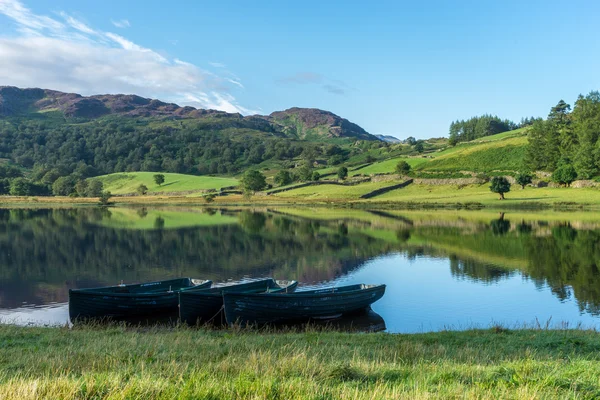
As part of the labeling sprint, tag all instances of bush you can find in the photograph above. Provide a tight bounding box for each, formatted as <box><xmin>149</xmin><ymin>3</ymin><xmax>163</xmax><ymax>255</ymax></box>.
<box><xmin>137</xmin><ymin>184</ymin><xmax>148</xmax><ymax>195</ymax></box>
<box><xmin>204</xmin><ymin>193</ymin><xmax>215</xmax><ymax>203</ymax></box>
<box><xmin>312</xmin><ymin>171</ymin><xmax>321</xmax><ymax>181</ymax></box>
<box><xmin>98</xmin><ymin>191</ymin><xmax>112</xmax><ymax>206</ymax></box>
<box><xmin>337</xmin><ymin>167</ymin><xmax>348</xmax><ymax>180</ymax></box>
<box><xmin>395</xmin><ymin>161</ymin><xmax>411</xmax><ymax>175</ymax></box>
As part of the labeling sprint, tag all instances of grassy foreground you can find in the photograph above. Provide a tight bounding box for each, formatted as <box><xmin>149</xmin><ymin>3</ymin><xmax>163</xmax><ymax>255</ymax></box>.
<box><xmin>1</xmin><ymin>325</ymin><xmax>600</xmax><ymax>399</ymax></box>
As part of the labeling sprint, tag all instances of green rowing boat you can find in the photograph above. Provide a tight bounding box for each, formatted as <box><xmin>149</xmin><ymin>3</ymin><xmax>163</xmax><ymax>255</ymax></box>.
<box><xmin>69</xmin><ymin>277</ymin><xmax>211</xmax><ymax>321</ymax></box>
<box><xmin>223</xmin><ymin>284</ymin><xmax>386</xmax><ymax>326</ymax></box>
<box><xmin>179</xmin><ymin>278</ymin><xmax>298</xmax><ymax>325</ymax></box>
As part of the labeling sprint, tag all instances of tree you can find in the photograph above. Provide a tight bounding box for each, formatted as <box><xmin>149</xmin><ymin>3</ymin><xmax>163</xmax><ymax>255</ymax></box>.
<box><xmin>337</xmin><ymin>166</ymin><xmax>348</xmax><ymax>180</ymax></box>
<box><xmin>9</xmin><ymin>178</ymin><xmax>32</xmax><ymax>196</ymax></box>
<box><xmin>395</xmin><ymin>161</ymin><xmax>411</xmax><ymax>175</ymax></box>
<box><xmin>98</xmin><ymin>191</ymin><xmax>112</xmax><ymax>206</ymax></box>
<box><xmin>137</xmin><ymin>184</ymin><xmax>148</xmax><ymax>195</ymax></box>
<box><xmin>515</xmin><ymin>172</ymin><xmax>533</xmax><ymax>189</ymax></box>
<box><xmin>296</xmin><ymin>163</ymin><xmax>313</xmax><ymax>182</ymax></box>
<box><xmin>274</xmin><ymin>170</ymin><xmax>293</xmax><ymax>186</ymax></box>
<box><xmin>490</xmin><ymin>176</ymin><xmax>511</xmax><ymax>200</ymax></box>
<box><xmin>552</xmin><ymin>164</ymin><xmax>577</xmax><ymax>187</ymax></box>
<box><xmin>86</xmin><ymin>180</ymin><xmax>104</xmax><ymax>197</ymax></box>
<box><xmin>414</xmin><ymin>141</ymin><xmax>425</xmax><ymax>153</ymax></box>
<box><xmin>52</xmin><ymin>176</ymin><xmax>76</xmax><ymax>196</ymax></box>
<box><xmin>405</xmin><ymin>137</ymin><xmax>417</xmax><ymax>146</ymax></box>
<box><xmin>311</xmin><ymin>171</ymin><xmax>321</xmax><ymax>181</ymax></box>
<box><xmin>240</xmin><ymin>170</ymin><xmax>267</xmax><ymax>194</ymax></box>
<box><xmin>75</xmin><ymin>180</ymin><xmax>89</xmax><ymax>197</ymax></box>
<box><xmin>153</xmin><ymin>174</ymin><xmax>165</xmax><ymax>186</ymax></box>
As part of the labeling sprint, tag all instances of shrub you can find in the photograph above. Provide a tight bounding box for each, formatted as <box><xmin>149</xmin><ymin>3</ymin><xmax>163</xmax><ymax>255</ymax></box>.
<box><xmin>395</xmin><ymin>161</ymin><xmax>411</xmax><ymax>175</ymax></box>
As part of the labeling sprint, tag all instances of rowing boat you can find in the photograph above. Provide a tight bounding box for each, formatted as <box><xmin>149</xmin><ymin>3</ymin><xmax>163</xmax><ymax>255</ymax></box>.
<box><xmin>179</xmin><ymin>278</ymin><xmax>298</xmax><ymax>325</ymax></box>
<box><xmin>69</xmin><ymin>277</ymin><xmax>211</xmax><ymax>321</ymax></box>
<box><xmin>223</xmin><ymin>283</ymin><xmax>385</xmax><ymax>326</ymax></box>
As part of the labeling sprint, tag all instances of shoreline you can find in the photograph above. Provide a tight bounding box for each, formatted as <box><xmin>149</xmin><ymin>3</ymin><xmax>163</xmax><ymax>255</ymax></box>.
<box><xmin>1</xmin><ymin>324</ymin><xmax>599</xmax><ymax>399</ymax></box>
<box><xmin>0</xmin><ymin>193</ymin><xmax>598</xmax><ymax>211</ymax></box>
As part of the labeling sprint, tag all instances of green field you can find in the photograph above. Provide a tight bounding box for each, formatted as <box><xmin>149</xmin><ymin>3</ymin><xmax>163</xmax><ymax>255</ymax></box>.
<box><xmin>1</xmin><ymin>325</ymin><xmax>600</xmax><ymax>399</ymax></box>
<box><xmin>376</xmin><ymin>183</ymin><xmax>600</xmax><ymax>205</ymax></box>
<box><xmin>350</xmin><ymin>158</ymin><xmax>429</xmax><ymax>176</ymax></box>
<box><xmin>417</xmin><ymin>136</ymin><xmax>528</xmax><ymax>172</ymax></box>
<box><xmin>274</xmin><ymin>181</ymin><xmax>600</xmax><ymax>206</ymax></box>
<box><xmin>92</xmin><ymin>172</ymin><xmax>239</xmax><ymax>195</ymax></box>
<box><xmin>273</xmin><ymin>181</ymin><xmax>397</xmax><ymax>200</ymax></box>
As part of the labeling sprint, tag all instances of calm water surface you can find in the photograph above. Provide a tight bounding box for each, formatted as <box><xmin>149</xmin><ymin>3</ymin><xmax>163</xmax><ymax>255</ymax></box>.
<box><xmin>1</xmin><ymin>207</ymin><xmax>600</xmax><ymax>333</ymax></box>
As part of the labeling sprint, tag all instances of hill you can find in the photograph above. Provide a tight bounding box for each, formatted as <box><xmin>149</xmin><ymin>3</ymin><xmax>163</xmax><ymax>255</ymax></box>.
<box><xmin>0</xmin><ymin>86</ymin><xmax>378</xmax><ymax>141</ymax></box>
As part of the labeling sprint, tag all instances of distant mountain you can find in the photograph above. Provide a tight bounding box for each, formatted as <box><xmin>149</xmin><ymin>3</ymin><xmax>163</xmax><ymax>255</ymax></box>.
<box><xmin>375</xmin><ymin>134</ymin><xmax>401</xmax><ymax>143</ymax></box>
<box><xmin>269</xmin><ymin>107</ymin><xmax>374</xmax><ymax>141</ymax></box>
<box><xmin>0</xmin><ymin>86</ymin><xmax>377</xmax><ymax>141</ymax></box>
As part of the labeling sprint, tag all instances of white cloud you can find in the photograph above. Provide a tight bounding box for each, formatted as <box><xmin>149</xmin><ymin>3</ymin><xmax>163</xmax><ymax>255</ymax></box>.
<box><xmin>110</xmin><ymin>19</ymin><xmax>130</xmax><ymax>29</ymax></box>
<box><xmin>0</xmin><ymin>0</ymin><xmax>256</xmax><ymax>114</ymax></box>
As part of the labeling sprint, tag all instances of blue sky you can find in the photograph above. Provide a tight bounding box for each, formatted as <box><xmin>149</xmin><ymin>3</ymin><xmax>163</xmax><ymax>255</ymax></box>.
<box><xmin>0</xmin><ymin>0</ymin><xmax>598</xmax><ymax>138</ymax></box>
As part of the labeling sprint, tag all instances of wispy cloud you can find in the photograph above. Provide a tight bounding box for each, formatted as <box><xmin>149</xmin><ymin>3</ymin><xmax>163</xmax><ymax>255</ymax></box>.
<box><xmin>110</xmin><ymin>18</ymin><xmax>130</xmax><ymax>28</ymax></box>
<box><xmin>0</xmin><ymin>0</ymin><xmax>256</xmax><ymax>114</ymax></box>
<box><xmin>278</xmin><ymin>71</ymin><xmax>349</xmax><ymax>95</ymax></box>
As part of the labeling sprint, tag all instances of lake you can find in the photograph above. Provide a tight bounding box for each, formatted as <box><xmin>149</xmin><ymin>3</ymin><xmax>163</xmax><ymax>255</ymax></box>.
<box><xmin>1</xmin><ymin>206</ymin><xmax>600</xmax><ymax>333</ymax></box>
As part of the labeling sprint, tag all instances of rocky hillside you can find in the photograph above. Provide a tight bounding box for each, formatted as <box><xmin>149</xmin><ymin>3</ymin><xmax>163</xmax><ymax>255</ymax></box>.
<box><xmin>269</xmin><ymin>107</ymin><xmax>374</xmax><ymax>140</ymax></box>
<box><xmin>0</xmin><ymin>86</ymin><xmax>378</xmax><ymax>141</ymax></box>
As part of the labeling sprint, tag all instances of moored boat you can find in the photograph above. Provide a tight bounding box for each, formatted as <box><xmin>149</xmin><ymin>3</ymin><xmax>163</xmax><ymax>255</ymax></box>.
<box><xmin>69</xmin><ymin>277</ymin><xmax>211</xmax><ymax>321</ymax></box>
<box><xmin>223</xmin><ymin>283</ymin><xmax>386</xmax><ymax>326</ymax></box>
<box><xmin>180</xmin><ymin>278</ymin><xmax>298</xmax><ymax>325</ymax></box>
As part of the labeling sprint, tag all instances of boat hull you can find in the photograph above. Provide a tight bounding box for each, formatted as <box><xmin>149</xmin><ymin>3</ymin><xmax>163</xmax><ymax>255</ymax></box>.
<box><xmin>223</xmin><ymin>284</ymin><xmax>385</xmax><ymax>326</ymax></box>
<box><xmin>180</xmin><ymin>279</ymin><xmax>298</xmax><ymax>325</ymax></box>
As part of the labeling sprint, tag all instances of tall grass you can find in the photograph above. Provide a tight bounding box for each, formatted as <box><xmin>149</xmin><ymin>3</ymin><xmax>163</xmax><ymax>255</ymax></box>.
<box><xmin>1</xmin><ymin>324</ymin><xmax>600</xmax><ymax>399</ymax></box>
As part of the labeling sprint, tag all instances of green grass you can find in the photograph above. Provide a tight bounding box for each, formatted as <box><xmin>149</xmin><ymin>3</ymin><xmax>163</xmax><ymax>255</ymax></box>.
<box><xmin>273</xmin><ymin>181</ymin><xmax>400</xmax><ymax>200</ymax></box>
<box><xmin>418</xmin><ymin>136</ymin><xmax>528</xmax><ymax>172</ymax></box>
<box><xmin>93</xmin><ymin>172</ymin><xmax>239</xmax><ymax>195</ymax></box>
<box><xmin>374</xmin><ymin>183</ymin><xmax>600</xmax><ymax>205</ymax></box>
<box><xmin>1</xmin><ymin>325</ymin><xmax>600</xmax><ymax>399</ymax></box>
<box><xmin>273</xmin><ymin>181</ymin><xmax>600</xmax><ymax>206</ymax></box>
<box><xmin>350</xmin><ymin>158</ymin><xmax>429</xmax><ymax>176</ymax></box>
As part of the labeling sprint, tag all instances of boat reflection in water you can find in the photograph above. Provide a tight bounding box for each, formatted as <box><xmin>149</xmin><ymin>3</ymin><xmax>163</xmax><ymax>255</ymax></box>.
<box><xmin>69</xmin><ymin>309</ymin><xmax>387</xmax><ymax>333</ymax></box>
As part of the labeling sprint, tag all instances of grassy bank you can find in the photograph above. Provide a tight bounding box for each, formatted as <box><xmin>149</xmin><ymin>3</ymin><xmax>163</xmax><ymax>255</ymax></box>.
<box><xmin>0</xmin><ymin>183</ymin><xmax>599</xmax><ymax>210</ymax></box>
<box><xmin>1</xmin><ymin>325</ymin><xmax>599</xmax><ymax>399</ymax></box>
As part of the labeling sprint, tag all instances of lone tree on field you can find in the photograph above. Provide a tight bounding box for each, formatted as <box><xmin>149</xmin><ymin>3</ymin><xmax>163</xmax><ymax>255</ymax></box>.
<box><xmin>137</xmin><ymin>184</ymin><xmax>148</xmax><ymax>195</ymax></box>
<box><xmin>515</xmin><ymin>172</ymin><xmax>533</xmax><ymax>189</ymax></box>
<box><xmin>490</xmin><ymin>176</ymin><xmax>511</xmax><ymax>200</ymax></box>
<box><xmin>240</xmin><ymin>169</ymin><xmax>267</xmax><ymax>197</ymax></box>
<box><xmin>337</xmin><ymin>166</ymin><xmax>348</xmax><ymax>180</ymax></box>
<box><xmin>153</xmin><ymin>174</ymin><xmax>165</xmax><ymax>186</ymax></box>
<box><xmin>395</xmin><ymin>160</ymin><xmax>411</xmax><ymax>175</ymax></box>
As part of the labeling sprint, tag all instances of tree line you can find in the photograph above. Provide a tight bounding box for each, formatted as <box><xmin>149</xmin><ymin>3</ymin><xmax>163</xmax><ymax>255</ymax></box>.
<box><xmin>527</xmin><ymin>92</ymin><xmax>600</xmax><ymax>179</ymax></box>
<box><xmin>448</xmin><ymin>115</ymin><xmax>518</xmax><ymax>145</ymax></box>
